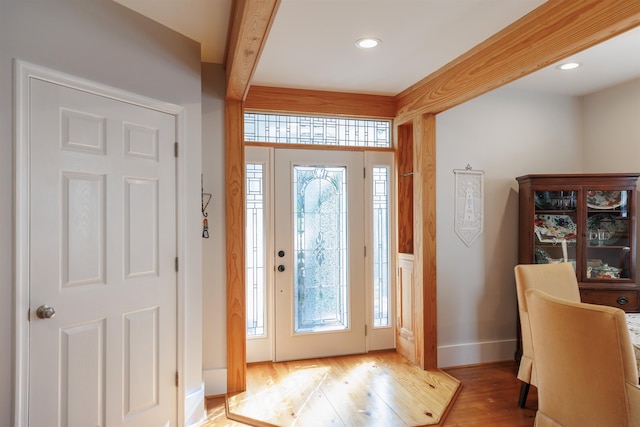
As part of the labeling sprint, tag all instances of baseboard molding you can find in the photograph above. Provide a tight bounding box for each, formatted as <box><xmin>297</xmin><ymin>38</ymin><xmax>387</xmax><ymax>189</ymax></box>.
<box><xmin>185</xmin><ymin>382</ymin><xmax>206</xmax><ymax>427</ymax></box>
<box><xmin>203</xmin><ymin>368</ymin><xmax>228</xmax><ymax>396</ymax></box>
<box><xmin>438</xmin><ymin>339</ymin><xmax>517</xmax><ymax>368</ymax></box>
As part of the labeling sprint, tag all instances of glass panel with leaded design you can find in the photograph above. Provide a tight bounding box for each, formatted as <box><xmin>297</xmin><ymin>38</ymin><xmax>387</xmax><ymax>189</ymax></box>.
<box><xmin>246</xmin><ymin>163</ymin><xmax>265</xmax><ymax>337</ymax></box>
<box><xmin>293</xmin><ymin>165</ymin><xmax>348</xmax><ymax>333</ymax></box>
<box><xmin>244</xmin><ymin>112</ymin><xmax>391</xmax><ymax>147</ymax></box>
<box><xmin>373</xmin><ymin>166</ymin><xmax>390</xmax><ymax>327</ymax></box>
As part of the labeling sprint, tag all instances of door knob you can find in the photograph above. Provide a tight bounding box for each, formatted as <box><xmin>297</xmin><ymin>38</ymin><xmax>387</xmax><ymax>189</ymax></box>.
<box><xmin>617</xmin><ymin>296</ymin><xmax>629</xmax><ymax>305</ymax></box>
<box><xmin>36</xmin><ymin>304</ymin><xmax>56</xmax><ymax>319</ymax></box>
<box><xmin>277</xmin><ymin>265</ymin><xmax>285</xmax><ymax>272</ymax></box>
<box><xmin>278</xmin><ymin>250</ymin><xmax>285</xmax><ymax>258</ymax></box>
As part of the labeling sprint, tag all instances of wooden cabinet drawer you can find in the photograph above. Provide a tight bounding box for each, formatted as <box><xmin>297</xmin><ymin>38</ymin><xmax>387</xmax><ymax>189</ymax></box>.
<box><xmin>580</xmin><ymin>290</ymin><xmax>639</xmax><ymax>312</ymax></box>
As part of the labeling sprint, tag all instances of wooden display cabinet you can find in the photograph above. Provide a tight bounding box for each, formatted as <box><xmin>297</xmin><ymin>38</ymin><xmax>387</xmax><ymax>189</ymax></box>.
<box><xmin>516</xmin><ymin>173</ymin><xmax>640</xmax><ymax>312</ymax></box>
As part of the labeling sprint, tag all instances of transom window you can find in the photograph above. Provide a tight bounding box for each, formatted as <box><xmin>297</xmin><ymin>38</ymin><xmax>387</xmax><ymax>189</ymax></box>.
<box><xmin>244</xmin><ymin>112</ymin><xmax>391</xmax><ymax>147</ymax></box>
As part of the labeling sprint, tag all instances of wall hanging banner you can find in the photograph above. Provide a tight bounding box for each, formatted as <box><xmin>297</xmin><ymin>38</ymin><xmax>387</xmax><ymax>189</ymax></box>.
<box><xmin>454</xmin><ymin>165</ymin><xmax>484</xmax><ymax>246</ymax></box>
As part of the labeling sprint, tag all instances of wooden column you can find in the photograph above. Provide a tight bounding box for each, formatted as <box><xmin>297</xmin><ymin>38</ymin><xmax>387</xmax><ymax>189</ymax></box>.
<box><xmin>225</xmin><ymin>100</ymin><xmax>246</xmax><ymax>392</ymax></box>
<box><xmin>224</xmin><ymin>0</ymin><xmax>280</xmax><ymax>394</ymax></box>
<box><xmin>413</xmin><ymin>114</ymin><xmax>437</xmax><ymax>369</ymax></box>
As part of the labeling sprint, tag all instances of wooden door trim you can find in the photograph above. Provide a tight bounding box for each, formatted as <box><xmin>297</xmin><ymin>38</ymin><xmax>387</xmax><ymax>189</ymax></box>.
<box><xmin>413</xmin><ymin>114</ymin><xmax>437</xmax><ymax>369</ymax></box>
<box><xmin>245</xmin><ymin>86</ymin><xmax>396</xmax><ymax>118</ymax></box>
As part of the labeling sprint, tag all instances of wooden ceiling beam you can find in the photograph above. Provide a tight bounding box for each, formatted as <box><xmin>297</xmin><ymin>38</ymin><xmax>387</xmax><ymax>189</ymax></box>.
<box><xmin>225</xmin><ymin>0</ymin><xmax>281</xmax><ymax>101</ymax></box>
<box><xmin>395</xmin><ymin>0</ymin><xmax>640</xmax><ymax>123</ymax></box>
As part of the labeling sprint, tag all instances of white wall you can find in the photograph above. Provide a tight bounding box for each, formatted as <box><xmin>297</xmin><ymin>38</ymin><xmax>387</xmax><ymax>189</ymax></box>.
<box><xmin>0</xmin><ymin>0</ymin><xmax>205</xmax><ymax>425</ymax></box>
<box><xmin>435</xmin><ymin>88</ymin><xmax>583</xmax><ymax>367</ymax></box>
<box><xmin>201</xmin><ymin>63</ymin><xmax>229</xmax><ymax>395</ymax></box>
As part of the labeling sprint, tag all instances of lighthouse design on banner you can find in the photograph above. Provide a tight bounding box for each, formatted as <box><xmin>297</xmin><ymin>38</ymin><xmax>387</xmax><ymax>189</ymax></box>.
<box><xmin>454</xmin><ymin>167</ymin><xmax>484</xmax><ymax>247</ymax></box>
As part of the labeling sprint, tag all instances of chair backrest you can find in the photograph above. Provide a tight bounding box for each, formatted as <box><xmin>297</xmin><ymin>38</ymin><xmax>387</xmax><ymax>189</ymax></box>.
<box><xmin>514</xmin><ymin>263</ymin><xmax>581</xmax><ymax>385</ymax></box>
<box><xmin>526</xmin><ymin>288</ymin><xmax>640</xmax><ymax>427</ymax></box>
<box><xmin>514</xmin><ymin>263</ymin><xmax>581</xmax><ymax>314</ymax></box>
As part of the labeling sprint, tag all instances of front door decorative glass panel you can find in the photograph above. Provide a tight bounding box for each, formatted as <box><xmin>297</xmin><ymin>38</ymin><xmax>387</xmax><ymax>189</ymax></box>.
<box><xmin>293</xmin><ymin>166</ymin><xmax>348</xmax><ymax>333</ymax></box>
<box><xmin>274</xmin><ymin>149</ymin><xmax>365</xmax><ymax>361</ymax></box>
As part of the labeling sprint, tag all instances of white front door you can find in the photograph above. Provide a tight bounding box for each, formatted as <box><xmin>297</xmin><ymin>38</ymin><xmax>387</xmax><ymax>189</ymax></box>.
<box><xmin>274</xmin><ymin>149</ymin><xmax>366</xmax><ymax>361</ymax></box>
<box><xmin>28</xmin><ymin>78</ymin><xmax>177</xmax><ymax>426</ymax></box>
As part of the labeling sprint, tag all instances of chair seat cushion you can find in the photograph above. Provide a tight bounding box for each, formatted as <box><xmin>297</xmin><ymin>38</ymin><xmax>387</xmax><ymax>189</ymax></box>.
<box><xmin>625</xmin><ymin>313</ymin><xmax>640</xmax><ymax>374</ymax></box>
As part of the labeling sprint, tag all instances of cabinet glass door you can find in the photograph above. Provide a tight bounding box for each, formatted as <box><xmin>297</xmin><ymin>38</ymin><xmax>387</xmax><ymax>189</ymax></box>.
<box><xmin>585</xmin><ymin>189</ymin><xmax>632</xmax><ymax>281</ymax></box>
<box><xmin>533</xmin><ymin>190</ymin><xmax>578</xmax><ymax>269</ymax></box>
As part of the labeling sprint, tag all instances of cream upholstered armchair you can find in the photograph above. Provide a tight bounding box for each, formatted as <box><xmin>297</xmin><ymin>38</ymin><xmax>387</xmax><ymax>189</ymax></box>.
<box><xmin>526</xmin><ymin>289</ymin><xmax>640</xmax><ymax>427</ymax></box>
<box><xmin>514</xmin><ymin>263</ymin><xmax>581</xmax><ymax>407</ymax></box>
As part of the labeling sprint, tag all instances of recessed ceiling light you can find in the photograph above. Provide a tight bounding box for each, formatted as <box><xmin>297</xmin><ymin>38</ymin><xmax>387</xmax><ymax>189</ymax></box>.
<box><xmin>355</xmin><ymin>38</ymin><xmax>381</xmax><ymax>49</ymax></box>
<box><xmin>556</xmin><ymin>62</ymin><xmax>582</xmax><ymax>70</ymax></box>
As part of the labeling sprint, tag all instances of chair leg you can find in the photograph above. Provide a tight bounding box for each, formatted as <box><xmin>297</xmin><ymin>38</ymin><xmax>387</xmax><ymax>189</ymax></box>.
<box><xmin>518</xmin><ymin>381</ymin><xmax>530</xmax><ymax>408</ymax></box>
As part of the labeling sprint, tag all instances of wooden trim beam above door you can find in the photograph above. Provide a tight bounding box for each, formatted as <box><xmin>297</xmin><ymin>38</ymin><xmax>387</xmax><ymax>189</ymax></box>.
<box><xmin>225</xmin><ymin>0</ymin><xmax>281</xmax><ymax>101</ymax></box>
<box><xmin>395</xmin><ymin>0</ymin><xmax>640</xmax><ymax>122</ymax></box>
<box><xmin>245</xmin><ymin>86</ymin><xmax>397</xmax><ymax>118</ymax></box>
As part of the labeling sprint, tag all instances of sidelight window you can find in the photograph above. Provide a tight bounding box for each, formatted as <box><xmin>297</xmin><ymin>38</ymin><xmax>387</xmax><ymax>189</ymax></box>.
<box><xmin>372</xmin><ymin>166</ymin><xmax>390</xmax><ymax>327</ymax></box>
<box><xmin>246</xmin><ymin>163</ymin><xmax>265</xmax><ymax>337</ymax></box>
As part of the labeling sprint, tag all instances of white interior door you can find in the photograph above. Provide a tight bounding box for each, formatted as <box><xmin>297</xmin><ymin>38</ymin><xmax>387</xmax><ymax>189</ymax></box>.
<box><xmin>274</xmin><ymin>149</ymin><xmax>365</xmax><ymax>361</ymax></box>
<box><xmin>28</xmin><ymin>78</ymin><xmax>177</xmax><ymax>427</ymax></box>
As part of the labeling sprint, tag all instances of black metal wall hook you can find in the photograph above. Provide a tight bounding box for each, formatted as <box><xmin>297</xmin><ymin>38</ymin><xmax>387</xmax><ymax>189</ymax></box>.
<box><xmin>201</xmin><ymin>174</ymin><xmax>212</xmax><ymax>238</ymax></box>
<box><xmin>201</xmin><ymin>174</ymin><xmax>212</xmax><ymax>217</ymax></box>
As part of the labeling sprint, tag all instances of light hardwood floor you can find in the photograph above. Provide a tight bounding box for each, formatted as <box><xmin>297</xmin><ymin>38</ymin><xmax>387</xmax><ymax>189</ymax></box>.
<box><xmin>203</xmin><ymin>352</ymin><xmax>537</xmax><ymax>427</ymax></box>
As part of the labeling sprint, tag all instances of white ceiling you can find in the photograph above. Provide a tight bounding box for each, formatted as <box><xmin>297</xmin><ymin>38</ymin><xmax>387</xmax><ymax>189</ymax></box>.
<box><xmin>509</xmin><ymin>25</ymin><xmax>640</xmax><ymax>96</ymax></box>
<box><xmin>115</xmin><ymin>0</ymin><xmax>640</xmax><ymax>97</ymax></box>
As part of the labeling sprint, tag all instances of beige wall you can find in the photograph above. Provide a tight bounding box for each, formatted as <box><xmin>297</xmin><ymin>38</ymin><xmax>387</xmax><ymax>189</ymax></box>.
<box><xmin>582</xmin><ymin>77</ymin><xmax>640</xmax><ymax>172</ymax></box>
<box><xmin>434</xmin><ymin>79</ymin><xmax>640</xmax><ymax>367</ymax></box>
<box><xmin>435</xmin><ymin>88</ymin><xmax>583</xmax><ymax>366</ymax></box>
<box><xmin>583</xmin><ymin>77</ymin><xmax>640</xmax><ymax>293</ymax></box>
<box><xmin>201</xmin><ymin>63</ymin><xmax>229</xmax><ymax>395</ymax></box>
<box><xmin>0</xmin><ymin>0</ymin><xmax>205</xmax><ymax>424</ymax></box>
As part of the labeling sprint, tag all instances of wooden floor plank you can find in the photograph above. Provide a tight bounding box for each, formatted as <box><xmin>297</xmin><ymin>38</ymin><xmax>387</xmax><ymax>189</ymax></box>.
<box><xmin>362</xmin><ymin>357</ymin><xmax>450</xmax><ymax>425</ymax></box>
<box><xmin>313</xmin><ymin>357</ymin><xmax>409</xmax><ymax>426</ymax></box>
<box><xmin>442</xmin><ymin>361</ymin><xmax>537</xmax><ymax>427</ymax></box>
<box><xmin>203</xmin><ymin>355</ymin><xmax>537</xmax><ymax>427</ymax></box>
<box><xmin>229</xmin><ymin>360</ymin><xmax>338</xmax><ymax>425</ymax></box>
